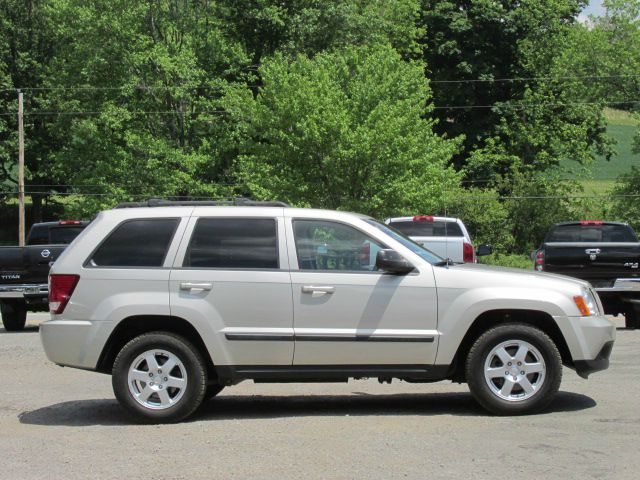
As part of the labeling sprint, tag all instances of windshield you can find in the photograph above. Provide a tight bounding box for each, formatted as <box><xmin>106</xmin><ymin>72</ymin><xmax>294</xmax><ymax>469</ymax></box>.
<box><xmin>365</xmin><ymin>219</ymin><xmax>444</xmax><ymax>264</ymax></box>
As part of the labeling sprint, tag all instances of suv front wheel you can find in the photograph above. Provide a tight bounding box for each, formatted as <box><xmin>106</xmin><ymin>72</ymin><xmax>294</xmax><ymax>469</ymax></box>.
<box><xmin>465</xmin><ymin>324</ymin><xmax>562</xmax><ymax>415</ymax></box>
<box><xmin>112</xmin><ymin>332</ymin><xmax>207</xmax><ymax>423</ymax></box>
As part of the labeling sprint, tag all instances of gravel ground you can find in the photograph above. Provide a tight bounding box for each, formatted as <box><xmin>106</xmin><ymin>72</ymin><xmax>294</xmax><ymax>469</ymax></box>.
<box><xmin>0</xmin><ymin>314</ymin><xmax>638</xmax><ymax>480</ymax></box>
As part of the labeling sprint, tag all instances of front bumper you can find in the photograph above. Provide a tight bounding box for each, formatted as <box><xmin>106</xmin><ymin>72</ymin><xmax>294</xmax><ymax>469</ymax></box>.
<box><xmin>574</xmin><ymin>341</ymin><xmax>614</xmax><ymax>379</ymax></box>
<box><xmin>557</xmin><ymin>313</ymin><xmax>616</xmax><ymax>379</ymax></box>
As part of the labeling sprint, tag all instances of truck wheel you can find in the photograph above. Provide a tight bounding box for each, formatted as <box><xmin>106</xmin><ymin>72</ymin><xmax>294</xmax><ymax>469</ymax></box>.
<box><xmin>112</xmin><ymin>332</ymin><xmax>207</xmax><ymax>423</ymax></box>
<box><xmin>624</xmin><ymin>305</ymin><xmax>639</xmax><ymax>330</ymax></box>
<box><xmin>0</xmin><ymin>302</ymin><xmax>27</xmax><ymax>332</ymax></box>
<box><xmin>466</xmin><ymin>324</ymin><xmax>562</xmax><ymax>415</ymax></box>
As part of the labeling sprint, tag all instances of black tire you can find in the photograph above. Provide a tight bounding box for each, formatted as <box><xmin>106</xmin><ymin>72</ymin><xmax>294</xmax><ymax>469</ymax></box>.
<box><xmin>112</xmin><ymin>332</ymin><xmax>207</xmax><ymax>423</ymax></box>
<box><xmin>205</xmin><ymin>384</ymin><xmax>225</xmax><ymax>400</ymax></box>
<box><xmin>465</xmin><ymin>324</ymin><xmax>562</xmax><ymax>415</ymax></box>
<box><xmin>623</xmin><ymin>305</ymin><xmax>639</xmax><ymax>330</ymax></box>
<box><xmin>0</xmin><ymin>301</ymin><xmax>27</xmax><ymax>332</ymax></box>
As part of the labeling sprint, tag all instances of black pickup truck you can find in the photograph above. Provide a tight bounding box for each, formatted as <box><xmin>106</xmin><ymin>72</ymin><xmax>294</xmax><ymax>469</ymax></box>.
<box><xmin>0</xmin><ymin>220</ymin><xmax>88</xmax><ymax>331</ymax></box>
<box><xmin>534</xmin><ymin>221</ymin><xmax>640</xmax><ymax>328</ymax></box>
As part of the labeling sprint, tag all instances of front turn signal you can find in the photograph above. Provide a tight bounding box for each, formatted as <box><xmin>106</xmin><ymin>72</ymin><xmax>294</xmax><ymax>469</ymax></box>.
<box><xmin>573</xmin><ymin>296</ymin><xmax>591</xmax><ymax>316</ymax></box>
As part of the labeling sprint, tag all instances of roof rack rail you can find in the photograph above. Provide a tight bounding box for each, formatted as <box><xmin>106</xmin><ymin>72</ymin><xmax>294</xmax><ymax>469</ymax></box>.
<box><xmin>115</xmin><ymin>198</ymin><xmax>290</xmax><ymax>209</ymax></box>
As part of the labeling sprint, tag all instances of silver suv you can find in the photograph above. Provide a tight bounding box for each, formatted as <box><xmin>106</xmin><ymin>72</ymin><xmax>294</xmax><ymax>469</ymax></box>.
<box><xmin>40</xmin><ymin>200</ymin><xmax>615</xmax><ymax>423</ymax></box>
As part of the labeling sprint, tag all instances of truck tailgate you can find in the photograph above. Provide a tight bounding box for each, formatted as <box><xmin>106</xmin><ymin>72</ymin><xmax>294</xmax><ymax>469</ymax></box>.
<box><xmin>411</xmin><ymin>236</ymin><xmax>464</xmax><ymax>262</ymax></box>
<box><xmin>0</xmin><ymin>245</ymin><xmax>67</xmax><ymax>285</ymax></box>
<box><xmin>544</xmin><ymin>242</ymin><xmax>640</xmax><ymax>286</ymax></box>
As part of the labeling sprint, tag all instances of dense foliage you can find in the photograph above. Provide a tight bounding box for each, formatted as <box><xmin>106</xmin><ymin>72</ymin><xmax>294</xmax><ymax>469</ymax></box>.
<box><xmin>1</xmin><ymin>0</ymin><xmax>639</xmax><ymax>253</ymax></box>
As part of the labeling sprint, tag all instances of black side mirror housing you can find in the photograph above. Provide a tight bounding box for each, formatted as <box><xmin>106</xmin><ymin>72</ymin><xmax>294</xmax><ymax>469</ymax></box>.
<box><xmin>375</xmin><ymin>249</ymin><xmax>414</xmax><ymax>275</ymax></box>
<box><xmin>476</xmin><ymin>244</ymin><xmax>492</xmax><ymax>257</ymax></box>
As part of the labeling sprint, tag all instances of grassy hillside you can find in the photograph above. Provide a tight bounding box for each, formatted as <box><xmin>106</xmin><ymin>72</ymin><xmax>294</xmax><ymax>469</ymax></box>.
<box><xmin>562</xmin><ymin>108</ymin><xmax>639</xmax><ymax>195</ymax></box>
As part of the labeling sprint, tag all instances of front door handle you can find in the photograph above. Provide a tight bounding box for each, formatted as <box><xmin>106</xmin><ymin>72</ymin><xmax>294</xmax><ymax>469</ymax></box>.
<box><xmin>301</xmin><ymin>285</ymin><xmax>335</xmax><ymax>294</ymax></box>
<box><xmin>180</xmin><ymin>282</ymin><xmax>213</xmax><ymax>292</ymax></box>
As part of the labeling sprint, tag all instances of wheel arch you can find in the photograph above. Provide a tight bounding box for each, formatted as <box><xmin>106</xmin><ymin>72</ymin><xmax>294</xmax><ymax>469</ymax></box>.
<box><xmin>449</xmin><ymin>309</ymin><xmax>573</xmax><ymax>383</ymax></box>
<box><xmin>96</xmin><ymin>315</ymin><xmax>216</xmax><ymax>381</ymax></box>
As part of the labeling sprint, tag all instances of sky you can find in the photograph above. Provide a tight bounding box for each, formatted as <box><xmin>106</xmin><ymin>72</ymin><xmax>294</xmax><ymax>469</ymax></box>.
<box><xmin>579</xmin><ymin>0</ymin><xmax>605</xmax><ymax>24</ymax></box>
<box><xmin>583</xmin><ymin>0</ymin><xmax>605</xmax><ymax>17</ymax></box>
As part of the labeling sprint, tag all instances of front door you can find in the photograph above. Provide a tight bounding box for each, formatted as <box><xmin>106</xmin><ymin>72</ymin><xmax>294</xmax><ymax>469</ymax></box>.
<box><xmin>287</xmin><ymin>218</ymin><xmax>438</xmax><ymax>366</ymax></box>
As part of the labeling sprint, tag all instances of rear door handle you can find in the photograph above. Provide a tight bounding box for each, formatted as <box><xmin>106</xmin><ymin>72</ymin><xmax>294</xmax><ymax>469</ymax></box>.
<box><xmin>180</xmin><ymin>282</ymin><xmax>213</xmax><ymax>292</ymax></box>
<box><xmin>301</xmin><ymin>285</ymin><xmax>335</xmax><ymax>294</ymax></box>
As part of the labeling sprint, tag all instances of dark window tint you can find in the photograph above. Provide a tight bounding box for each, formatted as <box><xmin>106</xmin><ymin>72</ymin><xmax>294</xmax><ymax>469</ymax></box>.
<box><xmin>546</xmin><ymin>224</ymin><xmax>637</xmax><ymax>243</ymax></box>
<box><xmin>49</xmin><ymin>226</ymin><xmax>84</xmax><ymax>244</ymax></box>
<box><xmin>26</xmin><ymin>225</ymin><xmax>49</xmax><ymax>245</ymax></box>
<box><xmin>185</xmin><ymin>218</ymin><xmax>278</xmax><ymax>269</ymax></box>
<box><xmin>389</xmin><ymin>220</ymin><xmax>463</xmax><ymax>237</ymax></box>
<box><xmin>91</xmin><ymin>219</ymin><xmax>178</xmax><ymax>267</ymax></box>
<box><xmin>293</xmin><ymin>220</ymin><xmax>384</xmax><ymax>272</ymax></box>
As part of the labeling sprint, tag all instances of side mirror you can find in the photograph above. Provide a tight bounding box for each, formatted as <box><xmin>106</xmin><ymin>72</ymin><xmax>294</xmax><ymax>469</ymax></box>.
<box><xmin>476</xmin><ymin>244</ymin><xmax>492</xmax><ymax>257</ymax></box>
<box><xmin>375</xmin><ymin>249</ymin><xmax>414</xmax><ymax>275</ymax></box>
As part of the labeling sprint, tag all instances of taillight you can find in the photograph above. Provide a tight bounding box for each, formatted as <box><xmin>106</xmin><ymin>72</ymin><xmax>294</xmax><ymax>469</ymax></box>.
<box><xmin>49</xmin><ymin>274</ymin><xmax>80</xmax><ymax>314</ymax></box>
<box><xmin>413</xmin><ymin>215</ymin><xmax>434</xmax><ymax>222</ymax></box>
<box><xmin>463</xmin><ymin>242</ymin><xmax>475</xmax><ymax>263</ymax></box>
<box><xmin>535</xmin><ymin>250</ymin><xmax>545</xmax><ymax>271</ymax></box>
<box><xmin>579</xmin><ymin>220</ymin><xmax>603</xmax><ymax>226</ymax></box>
<box><xmin>59</xmin><ymin>220</ymin><xmax>82</xmax><ymax>225</ymax></box>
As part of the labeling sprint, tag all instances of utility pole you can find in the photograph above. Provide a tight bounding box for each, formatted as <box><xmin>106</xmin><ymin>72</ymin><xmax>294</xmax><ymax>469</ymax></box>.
<box><xmin>18</xmin><ymin>89</ymin><xmax>25</xmax><ymax>246</ymax></box>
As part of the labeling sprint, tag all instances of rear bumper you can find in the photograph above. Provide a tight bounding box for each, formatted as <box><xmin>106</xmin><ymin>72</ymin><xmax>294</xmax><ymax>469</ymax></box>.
<box><xmin>0</xmin><ymin>283</ymin><xmax>48</xmax><ymax>299</ymax></box>
<box><xmin>40</xmin><ymin>319</ymin><xmax>112</xmax><ymax>370</ymax></box>
<box><xmin>595</xmin><ymin>278</ymin><xmax>640</xmax><ymax>294</ymax></box>
<box><xmin>573</xmin><ymin>341</ymin><xmax>614</xmax><ymax>379</ymax></box>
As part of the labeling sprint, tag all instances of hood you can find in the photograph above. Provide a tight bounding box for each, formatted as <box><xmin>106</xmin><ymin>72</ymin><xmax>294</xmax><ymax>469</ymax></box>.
<box><xmin>432</xmin><ymin>262</ymin><xmax>591</xmax><ymax>294</ymax></box>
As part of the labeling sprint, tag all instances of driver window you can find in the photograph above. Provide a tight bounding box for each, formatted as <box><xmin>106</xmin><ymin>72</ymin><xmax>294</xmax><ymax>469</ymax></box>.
<box><xmin>293</xmin><ymin>220</ymin><xmax>384</xmax><ymax>272</ymax></box>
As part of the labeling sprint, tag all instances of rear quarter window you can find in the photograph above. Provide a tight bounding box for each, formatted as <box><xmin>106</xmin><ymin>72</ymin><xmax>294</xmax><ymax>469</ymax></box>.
<box><xmin>546</xmin><ymin>224</ymin><xmax>637</xmax><ymax>242</ymax></box>
<box><xmin>388</xmin><ymin>220</ymin><xmax>463</xmax><ymax>237</ymax></box>
<box><xmin>89</xmin><ymin>218</ymin><xmax>179</xmax><ymax>267</ymax></box>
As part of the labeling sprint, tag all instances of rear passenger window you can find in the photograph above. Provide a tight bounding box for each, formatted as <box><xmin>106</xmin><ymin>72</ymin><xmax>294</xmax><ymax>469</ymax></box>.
<box><xmin>90</xmin><ymin>219</ymin><xmax>178</xmax><ymax>267</ymax></box>
<box><xmin>184</xmin><ymin>218</ymin><xmax>278</xmax><ymax>269</ymax></box>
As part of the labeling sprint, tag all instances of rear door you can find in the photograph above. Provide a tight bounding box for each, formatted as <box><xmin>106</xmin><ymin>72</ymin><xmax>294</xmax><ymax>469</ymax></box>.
<box><xmin>169</xmin><ymin>209</ymin><xmax>294</xmax><ymax>367</ymax></box>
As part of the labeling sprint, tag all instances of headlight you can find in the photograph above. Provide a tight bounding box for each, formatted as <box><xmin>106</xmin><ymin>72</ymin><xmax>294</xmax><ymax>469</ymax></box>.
<box><xmin>573</xmin><ymin>289</ymin><xmax>599</xmax><ymax>316</ymax></box>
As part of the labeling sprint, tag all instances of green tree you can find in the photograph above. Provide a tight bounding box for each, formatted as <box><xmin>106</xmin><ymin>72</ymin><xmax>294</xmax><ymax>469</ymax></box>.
<box><xmin>0</xmin><ymin>0</ymin><xmax>62</xmax><ymax>221</ymax></box>
<box><xmin>46</xmin><ymin>0</ymin><xmax>253</xmax><ymax>215</ymax></box>
<box><xmin>420</xmin><ymin>0</ymin><xmax>610</xmax><ymax>171</ymax></box>
<box><xmin>227</xmin><ymin>44</ymin><xmax>461</xmax><ymax>217</ymax></box>
<box><xmin>611</xmin><ymin>166</ymin><xmax>640</xmax><ymax>229</ymax></box>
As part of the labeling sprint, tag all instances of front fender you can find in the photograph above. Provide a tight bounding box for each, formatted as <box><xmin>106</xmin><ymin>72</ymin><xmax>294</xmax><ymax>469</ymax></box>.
<box><xmin>435</xmin><ymin>287</ymin><xmax>575</xmax><ymax>364</ymax></box>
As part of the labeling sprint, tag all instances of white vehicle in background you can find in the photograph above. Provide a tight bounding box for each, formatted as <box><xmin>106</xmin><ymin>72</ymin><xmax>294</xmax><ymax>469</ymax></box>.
<box><xmin>384</xmin><ymin>215</ymin><xmax>491</xmax><ymax>263</ymax></box>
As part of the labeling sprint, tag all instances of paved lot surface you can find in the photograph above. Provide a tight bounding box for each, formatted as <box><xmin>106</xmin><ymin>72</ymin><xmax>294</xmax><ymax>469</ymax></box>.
<box><xmin>0</xmin><ymin>314</ymin><xmax>638</xmax><ymax>480</ymax></box>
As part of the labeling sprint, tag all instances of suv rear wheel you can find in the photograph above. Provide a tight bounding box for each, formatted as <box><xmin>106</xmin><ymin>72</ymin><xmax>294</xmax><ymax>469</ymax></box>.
<box><xmin>112</xmin><ymin>332</ymin><xmax>207</xmax><ymax>423</ymax></box>
<box><xmin>0</xmin><ymin>301</ymin><xmax>27</xmax><ymax>332</ymax></box>
<box><xmin>465</xmin><ymin>324</ymin><xmax>562</xmax><ymax>415</ymax></box>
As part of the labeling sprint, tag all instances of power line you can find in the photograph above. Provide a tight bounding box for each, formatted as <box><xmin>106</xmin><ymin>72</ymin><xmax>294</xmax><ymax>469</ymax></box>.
<box><xmin>3</xmin><ymin>73</ymin><xmax>640</xmax><ymax>93</ymax></box>
<box><xmin>429</xmin><ymin>74</ymin><xmax>640</xmax><ymax>84</ymax></box>
<box><xmin>3</xmin><ymin>191</ymin><xmax>640</xmax><ymax>201</ymax></box>
<box><xmin>0</xmin><ymin>110</ymin><xmax>230</xmax><ymax>117</ymax></box>
<box><xmin>1</xmin><ymin>99</ymin><xmax>638</xmax><ymax>116</ymax></box>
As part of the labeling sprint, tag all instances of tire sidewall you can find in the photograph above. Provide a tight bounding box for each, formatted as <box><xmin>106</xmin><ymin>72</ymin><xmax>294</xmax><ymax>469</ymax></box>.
<box><xmin>466</xmin><ymin>324</ymin><xmax>562</xmax><ymax>415</ymax></box>
<box><xmin>112</xmin><ymin>332</ymin><xmax>206</xmax><ymax>423</ymax></box>
<box><xmin>0</xmin><ymin>302</ymin><xmax>27</xmax><ymax>331</ymax></box>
